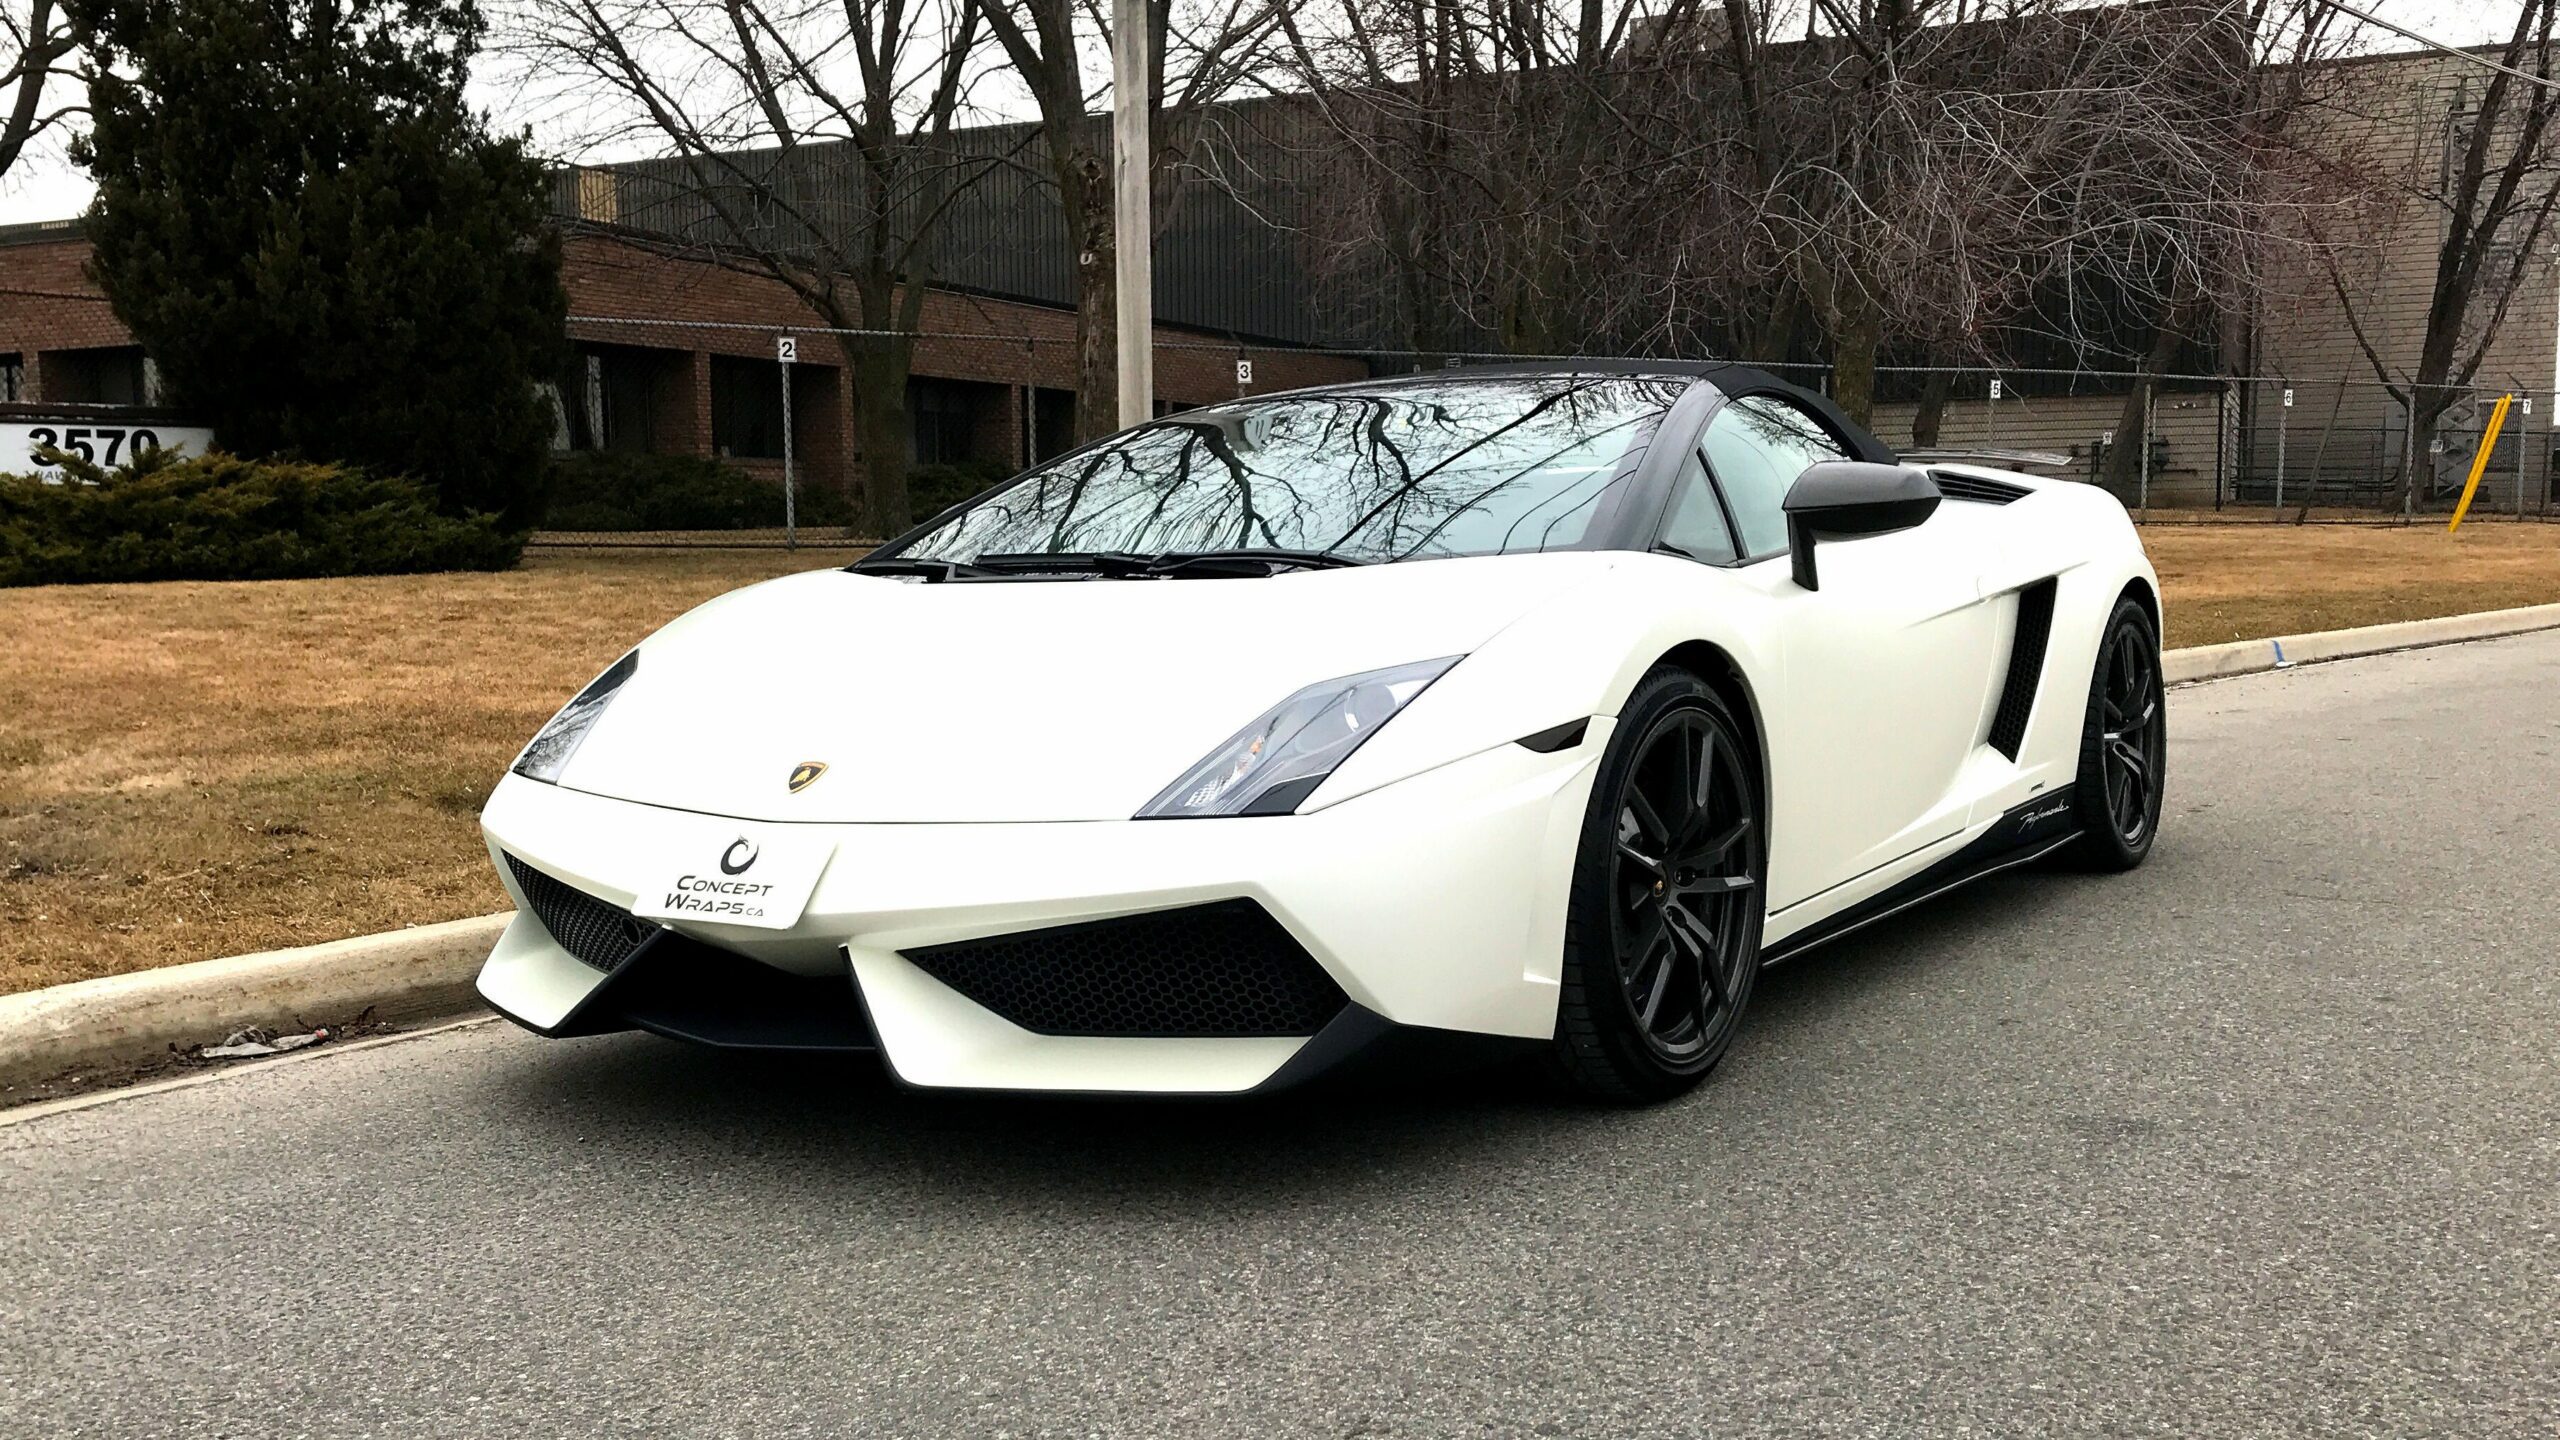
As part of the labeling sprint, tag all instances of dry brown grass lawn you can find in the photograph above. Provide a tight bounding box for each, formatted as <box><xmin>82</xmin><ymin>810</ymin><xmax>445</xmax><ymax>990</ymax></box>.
<box><xmin>2142</xmin><ymin>518</ymin><xmax>2560</xmax><ymax>647</ymax></box>
<box><xmin>4</xmin><ymin>522</ymin><xmax>2557</xmax><ymax>995</ymax></box>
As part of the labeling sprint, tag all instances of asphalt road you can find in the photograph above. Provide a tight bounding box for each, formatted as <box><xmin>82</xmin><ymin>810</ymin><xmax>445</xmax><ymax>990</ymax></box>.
<box><xmin>7</xmin><ymin>631</ymin><xmax>2560</xmax><ymax>1439</ymax></box>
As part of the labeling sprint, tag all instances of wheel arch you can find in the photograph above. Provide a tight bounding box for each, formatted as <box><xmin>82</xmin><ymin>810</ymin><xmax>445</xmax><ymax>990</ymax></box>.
<box><xmin>2117</xmin><ymin>574</ymin><xmax>2162</xmax><ymax>639</ymax></box>
<box><xmin>1647</xmin><ymin>639</ymin><xmax>1771</xmax><ymax>822</ymax></box>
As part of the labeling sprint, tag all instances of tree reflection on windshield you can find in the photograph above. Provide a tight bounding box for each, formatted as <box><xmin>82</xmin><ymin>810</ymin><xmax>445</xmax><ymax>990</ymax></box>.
<box><xmin>897</xmin><ymin>376</ymin><xmax>1687</xmax><ymax>564</ymax></box>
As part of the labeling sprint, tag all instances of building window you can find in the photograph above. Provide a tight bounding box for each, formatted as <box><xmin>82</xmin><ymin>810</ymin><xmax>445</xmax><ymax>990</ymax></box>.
<box><xmin>0</xmin><ymin>353</ymin><xmax>21</xmax><ymax>402</ymax></box>
<box><xmin>573</xmin><ymin>167</ymin><xmax>620</xmax><ymax>225</ymax></box>
<box><xmin>40</xmin><ymin>347</ymin><xmax>147</xmax><ymax>405</ymax></box>
<box><xmin>711</xmin><ymin>354</ymin><xmax>787</xmax><ymax>459</ymax></box>
<box><xmin>911</xmin><ymin>378</ymin><xmax>979</xmax><ymax>464</ymax></box>
<box><xmin>1033</xmin><ymin>387</ymin><xmax>1075</xmax><ymax>463</ymax></box>
<box><xmin>558</xmin><ymin>348</ymin><xmax>658</xmax><ymax>452</ymax></box>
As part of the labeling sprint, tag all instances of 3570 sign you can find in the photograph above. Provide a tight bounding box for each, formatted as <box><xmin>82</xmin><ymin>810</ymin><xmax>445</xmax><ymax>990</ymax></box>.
<box><xmin>5</xmin><ymin>421</ymin><xmax>216</xmax><ymax>482</ymax></box>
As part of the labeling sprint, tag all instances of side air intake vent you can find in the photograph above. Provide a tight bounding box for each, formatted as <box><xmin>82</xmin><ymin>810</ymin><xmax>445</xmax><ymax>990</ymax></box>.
<box><xmin>1987</xmin><ymin>579</ymin><xmax>2058</xmax><ymax>759</ymax></box>
<box><xmin>1933</xmin><ymin>473</ymin><xmax>2031</xmax><ymax>505</ymax></box>
<box><xmin>903</xmin><ymin>900</ymin><xmax>1348</xmax><ymax>1038</ymax></box>
<box><xmin>505</xmin><ymin>854</ymin><xmax>659</xmax><ymax>972</ymax></box>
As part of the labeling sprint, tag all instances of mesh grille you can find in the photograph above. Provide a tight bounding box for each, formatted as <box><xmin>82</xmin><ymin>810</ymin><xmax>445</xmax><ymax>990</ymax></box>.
<box><xmin>903</xmin><ymin>901</ymin><xmax>1347</xmax><ymax>1038</ymax></box>
<box><xmin>505</xmin><ymin>854</ymin><xmax>659</xmax><ymax>973</ymax></box>
<box><xmin>1934</xmin><ymin>473</ymin><xmax>2030</xmax><ymax>505</ymax></box>
<box><xmin>1988</xmin><ymin>578</ymin><xmax>2058</xmax><ymax>760</ymax></box>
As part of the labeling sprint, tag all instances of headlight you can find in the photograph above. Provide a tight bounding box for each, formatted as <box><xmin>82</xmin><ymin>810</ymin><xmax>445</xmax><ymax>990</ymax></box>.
<box><xmin>1138</xmin><ymin>656</ymin><xmax>1460</xmax><ymax>818</ymax></box>
<box><xmin>511</xmin><ymin>650</ymin><xmax>637</xmax><ymax>784</ymax></box>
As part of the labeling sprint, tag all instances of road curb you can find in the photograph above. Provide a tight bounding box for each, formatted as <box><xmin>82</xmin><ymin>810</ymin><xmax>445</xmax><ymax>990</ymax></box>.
<box><xmin>9</xmin><ymin>599</ymin><xmax>2560</xmax><ymax>1099</ymax></box>
<box><xmin>0</xmin><ymin>912</ymin><xmax>508</xmax><ymax>1096</ymax></box>
<box><xmin>2162</xmin><ymin>600</ymin><xmax>2560</xmax><ymax>685</ymax></box>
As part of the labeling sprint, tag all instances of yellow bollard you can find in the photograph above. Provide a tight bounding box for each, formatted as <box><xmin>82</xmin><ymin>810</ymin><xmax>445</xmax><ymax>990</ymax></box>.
<box><xmin>2449</xmin><ymin>393</ymin><xmax>2513</xmax><ymax>533</ymax></box>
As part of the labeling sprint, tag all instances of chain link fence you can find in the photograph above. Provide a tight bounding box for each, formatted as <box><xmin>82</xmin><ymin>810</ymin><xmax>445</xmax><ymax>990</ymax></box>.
<box><xmin>1762</xmin><ymin>365</ymin><xmax>2553</xmax><ymax>522</ymax></box>
<box><xmin>530</xmin><ymin>320</ymin><xmax>2560</xmax><ymax>550</ymax></box>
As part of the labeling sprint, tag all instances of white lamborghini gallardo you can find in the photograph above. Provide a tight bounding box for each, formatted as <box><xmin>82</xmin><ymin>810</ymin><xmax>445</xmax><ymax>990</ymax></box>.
<box><xmin>477</xmin><ymin>363</ymin><xmax>2166</xmax><ymax>1102</ymax></box>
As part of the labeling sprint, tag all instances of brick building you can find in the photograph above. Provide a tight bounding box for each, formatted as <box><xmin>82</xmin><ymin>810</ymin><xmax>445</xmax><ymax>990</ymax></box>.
<box><xmin>0</xmin><ymin>219</ymin><xmax>1367</xmax><ymax>505</ymax></box>
<box><xmin>0</xmin><ymin>221</ymin><xmax>150</xmax><ymax>406</ymax></box>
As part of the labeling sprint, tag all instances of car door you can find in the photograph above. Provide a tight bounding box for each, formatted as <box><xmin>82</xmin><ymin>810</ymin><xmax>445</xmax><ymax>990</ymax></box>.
<box><xmin>1679</xmin><ymin>393</ymin><xmax>2005</xmax><ymax>910</ymax></box>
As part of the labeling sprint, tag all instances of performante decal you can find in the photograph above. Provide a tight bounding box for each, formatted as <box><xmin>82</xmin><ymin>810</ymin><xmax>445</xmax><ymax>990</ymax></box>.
<box><xmin>2005</xmin><ymin>786</ymin><xmax>2079</xmax><ymax>847</ymax></box>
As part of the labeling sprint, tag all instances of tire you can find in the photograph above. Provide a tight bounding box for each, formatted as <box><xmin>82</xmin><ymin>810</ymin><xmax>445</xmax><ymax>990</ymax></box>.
<box><xmin>2063</xmin><ymin>596</ymin><xmax>2167</xmax><ymax>871</ymax></box>
<box><xmin>1551</xmin><ymin>667</ymin><xmax>1768</xmax><ymax>1104</ymax></box>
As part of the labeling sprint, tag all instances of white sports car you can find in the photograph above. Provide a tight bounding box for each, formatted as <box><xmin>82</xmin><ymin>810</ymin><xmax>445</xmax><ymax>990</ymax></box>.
<box><xmin>477</xmin><ymin>363</ymin><xmax>2165</xmax><ymax>1101</ymax></box>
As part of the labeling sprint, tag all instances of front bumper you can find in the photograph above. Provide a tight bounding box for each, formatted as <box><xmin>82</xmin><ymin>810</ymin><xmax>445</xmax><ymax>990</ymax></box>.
<box><xmin>476</xmin><ymin>728</ymin><xmax>1608</xmax><ymax>1094</ymax></box>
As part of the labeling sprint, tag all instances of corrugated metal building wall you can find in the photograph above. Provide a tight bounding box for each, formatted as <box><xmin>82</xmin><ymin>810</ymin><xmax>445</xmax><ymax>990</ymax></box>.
<box><xmin>553</xmin><ymin>104</ymin><xmax>1379</xmax><ymax>350</ymax></box>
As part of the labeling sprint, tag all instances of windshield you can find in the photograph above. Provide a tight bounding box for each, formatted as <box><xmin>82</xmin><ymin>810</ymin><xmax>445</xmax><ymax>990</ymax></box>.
<box><xmin>884</xmin><ymin>375</ymin><xmax>1688</xmax><ymax>565</ymax></box>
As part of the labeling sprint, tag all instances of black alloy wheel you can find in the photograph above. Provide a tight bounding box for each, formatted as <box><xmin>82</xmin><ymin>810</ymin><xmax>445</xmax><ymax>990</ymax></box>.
<box><xmin>1553</xmin><ymin>668</ymin><xmax>1766</xmax><ymax>1102</ymax></box>
<box><xmin>2066</xmin><ymin>596</ymin><xmax>2167</xmax><ymax>870</ymax></box>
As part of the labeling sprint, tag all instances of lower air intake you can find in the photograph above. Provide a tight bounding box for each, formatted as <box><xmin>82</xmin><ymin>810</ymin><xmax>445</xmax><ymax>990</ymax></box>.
<box><xmin>505</xmin><ymin>854</ymin><xmax>658</xmax><ymax>973</ymax></box>
<box><xmin>902</xmin><ymin>900</ymin><xmax>1348</xmax><ymax>1038</ymax></box>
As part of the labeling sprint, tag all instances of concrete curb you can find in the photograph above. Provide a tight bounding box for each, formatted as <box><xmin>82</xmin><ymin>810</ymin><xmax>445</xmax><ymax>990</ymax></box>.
<box><xmin>0</xmin><ymin>912</ymin><xmax>508</xmax><ymax>1095</ymax></box>
<box><xmin>2163</xmin><ymin>600</ymin><xmax>2560</xmax><ymax>686</ymax></box>
<box><xmin>9</xmin><ymin>598</ymin><xmax>2560</xmax><ymax>1099</ymax></box>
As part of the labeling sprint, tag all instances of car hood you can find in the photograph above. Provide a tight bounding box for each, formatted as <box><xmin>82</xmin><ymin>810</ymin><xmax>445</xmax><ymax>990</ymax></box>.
<box><xmin>552</xmin><ymin>551</ymin><xmax>1618</xmax><ymax>823</ymax></box>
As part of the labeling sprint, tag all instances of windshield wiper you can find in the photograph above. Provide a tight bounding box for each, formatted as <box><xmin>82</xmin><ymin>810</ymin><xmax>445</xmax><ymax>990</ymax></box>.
<box><xmin>972</xmin><ymin>551</ymin><xmax>1156</xmax><ymax>577</ymax></box>
<box><xmin>1143</xmin><ymin>548</ymin><xmax>1368</xmax><ymax>577</ymax></box>
<box><xmin>847</xmin><ymin>557</ymin><xmax>998</xmax><ymax>582</ymax></box>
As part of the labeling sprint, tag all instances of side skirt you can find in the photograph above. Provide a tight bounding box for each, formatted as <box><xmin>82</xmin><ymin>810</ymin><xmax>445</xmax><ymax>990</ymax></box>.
<box><xmin>1759</xmin><ymin>788</ymin><xmax>2082</xmax><ymax>966</ymax></box>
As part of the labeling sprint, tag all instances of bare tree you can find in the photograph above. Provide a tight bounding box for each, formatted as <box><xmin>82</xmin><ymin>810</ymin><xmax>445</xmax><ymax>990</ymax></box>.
<box><xmin>1718</xmin><ymin>0</ymin><xmax>1967</xmax><ymax>422</ymax></box>
<box><xmin>966</xmin><ymin>0</ymin><xmax>1112</xmax><ymax>440</ymax></box>
<box><xmin>1271</xmin><ymin>0</ymin><xmax>2350</xmax><ymax>454</ymax></box>
<box><xmin>2313</xmin><ymin>0</ymin><xmax>2560</xmax><ymax>509</ymax></box>
<box><xmin>2</xmin><ymin>0</ymin><xmax>80</xmax><ymax>182</ymax></box>
<box><xmin>512</xmin><ymin>0</ymin><xmax>990</xmax><ymax>535</ymax></box>
<box><xmin>969</xmin><ymin>0</ymin><xmax>1281</xmax><ymax>442</ymax></box>
<box><xmin>1266</xmin><ymin>0</ymin><xmax>1720</xmax><ymax>361</ymax></box>
<box><xmin>1718</xmin><ymin>0</ymin><xmax>2345</xmax><ymax>433</ymax></box>
<box><xmin>2089</xmin><ymin>3</ymin><xmax>2350</xmax><ymax>492</ymax></box>
<box><xmin>1276</xmin><ymin>0</ymin><xmax>2050</xmax><ymax>396</ymax></box>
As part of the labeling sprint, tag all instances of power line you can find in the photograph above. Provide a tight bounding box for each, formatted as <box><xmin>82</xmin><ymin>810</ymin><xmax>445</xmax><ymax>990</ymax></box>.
<box><xmin>2307</xmin><ymin>0</ymin><xmax>2560</xmax><ymax>94</ymax></box>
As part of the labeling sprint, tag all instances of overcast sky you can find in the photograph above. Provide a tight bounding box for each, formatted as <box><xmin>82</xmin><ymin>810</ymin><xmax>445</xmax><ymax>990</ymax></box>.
<box><xmin>0</xmin><ymin>0</ymin><xmax>2539</xmax><ymax>226</ymax></box>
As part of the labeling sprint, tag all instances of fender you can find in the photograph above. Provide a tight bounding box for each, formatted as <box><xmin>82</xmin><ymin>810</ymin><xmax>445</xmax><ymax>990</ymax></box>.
<box><xmin>1309</xmin><ymin>553</ymin><xmax>1788</xmax><ymax>810</ymax></box>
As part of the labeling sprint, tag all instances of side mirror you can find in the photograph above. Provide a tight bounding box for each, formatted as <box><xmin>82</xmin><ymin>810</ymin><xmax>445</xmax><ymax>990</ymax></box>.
<box><xmin>1781</xmin><ymin>462</ymin><xmax>1942</xmax><ymax>591</ymax></box>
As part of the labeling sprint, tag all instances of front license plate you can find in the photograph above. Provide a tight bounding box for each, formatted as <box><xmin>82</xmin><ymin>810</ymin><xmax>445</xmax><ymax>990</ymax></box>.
<box><xmin>629</xmin><ymin>826</ymin><xmax>834</xmax><ymax>930</ymax></box>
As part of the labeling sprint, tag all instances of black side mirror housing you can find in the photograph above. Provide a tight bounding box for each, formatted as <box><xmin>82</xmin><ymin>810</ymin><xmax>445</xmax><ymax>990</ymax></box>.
<box><xmin>1780</xmin><ymin>462</ymin><xmax>1942</xmax><ymax>590</ymax></box>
